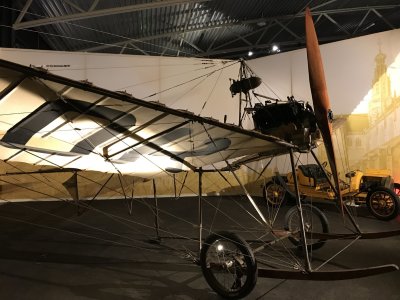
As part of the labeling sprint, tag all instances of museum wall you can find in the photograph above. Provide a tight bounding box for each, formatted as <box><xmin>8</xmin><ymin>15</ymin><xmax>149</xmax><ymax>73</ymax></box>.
<box><xmin>0</xmin><ymin>48</ymin><xmax>241</xmax><ymax>124</ymax></box>
<box><xmin>1</xmin><ymin>28</ymin><xmax>400</xmax><ymax>201</ymax></box>
<box><xmin>248</xmin><ymin>29</ymin><xmax>400</xmax><ymax>115</ymax></box>
<box><xmin>249</xmin><ymin>28</ymin><xmax>400</xmax><ymax>181</ymax></box>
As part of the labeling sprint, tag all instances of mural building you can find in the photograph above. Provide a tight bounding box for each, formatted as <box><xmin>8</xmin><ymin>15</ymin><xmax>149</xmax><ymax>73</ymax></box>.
<box><xmin>337</xmin><ymin>51</ymin><xmax>400</xmax><ymax>182</ymax></box>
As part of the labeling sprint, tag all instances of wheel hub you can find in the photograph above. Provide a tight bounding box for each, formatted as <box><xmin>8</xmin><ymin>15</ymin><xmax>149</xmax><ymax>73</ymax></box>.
<box><xmin>378</xmin><ymin>199</ymin><xmax>387</xmax><ymax>208</ymax></box>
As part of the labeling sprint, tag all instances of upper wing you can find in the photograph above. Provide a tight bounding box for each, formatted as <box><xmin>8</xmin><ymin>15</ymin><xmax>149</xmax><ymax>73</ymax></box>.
<box><xmin>0</xmin><ymin>58</ymin><xmax>293</xmax><ymax>178</ymax></box>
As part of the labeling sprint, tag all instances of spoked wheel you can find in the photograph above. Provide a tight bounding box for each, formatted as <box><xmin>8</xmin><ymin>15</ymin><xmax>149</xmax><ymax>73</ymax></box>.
<box><xmin>393</xmin><ymin>183</ymin><xmax>400</xmax><ymax>197</ymax></box>
<box><xmin>263</xmin><ymin>180</ymin><xmax>288</xmax><ymax>207</ymax></box>
<box><xmin>366</xmin><ymin>187</ymin><xmax>400</xmax><ymax>221</ymax></box>
<box><xmin>200</xmin><ymin>231</ymin><xmax>257</xmax><ymax>299</ymax></box>
<box><xmin>284</xmin><ymin>204</ymin><xmax>329</xmax><ymax>251</ymax></box>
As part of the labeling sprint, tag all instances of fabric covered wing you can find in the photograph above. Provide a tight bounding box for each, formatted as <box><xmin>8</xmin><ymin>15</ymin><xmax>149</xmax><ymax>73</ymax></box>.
<box><xmin>0</xmin><ymin>59</ymin><xmax>292</xmax><ymax>178</ymax></box>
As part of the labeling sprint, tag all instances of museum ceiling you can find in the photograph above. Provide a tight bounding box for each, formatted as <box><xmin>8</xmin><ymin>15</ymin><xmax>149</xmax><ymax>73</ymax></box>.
<box><xmin>1</xmin><ymin>0</ymin><xmax>400</xmax><ymax>59</ymax></box>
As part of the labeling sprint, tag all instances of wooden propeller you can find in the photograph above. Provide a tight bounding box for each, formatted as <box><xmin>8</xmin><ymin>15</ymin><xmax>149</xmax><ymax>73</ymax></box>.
<box><xmin>305</xmin><ymin>7</ymin><xmax>343</xmax><ymax>207</ymax></box>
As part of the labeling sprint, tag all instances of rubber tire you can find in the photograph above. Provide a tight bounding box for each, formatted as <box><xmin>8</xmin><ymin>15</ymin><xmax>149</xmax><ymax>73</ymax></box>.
<box><xmin>284</xmin><ymin>204</ymin><xmax>329</xmax><ymax>251</ymax></box>
<box><xmin>200</xmin><ymin>231</ymin><xmax>257</xmax><ymax>299</ymax></box>
<box><xmin>366</xmin><ymin>187</ymin><xmax>400</xmax><ymax>221</ymax></box>
<box><xmin>263</xmin><ymin>180</ymin><xmax>289</xmax><ymax>207</ymax></box>
<box><xmin>393</xmin><ymin>183</ymin><xmax>400</xmax><ymax>197</ymax></box>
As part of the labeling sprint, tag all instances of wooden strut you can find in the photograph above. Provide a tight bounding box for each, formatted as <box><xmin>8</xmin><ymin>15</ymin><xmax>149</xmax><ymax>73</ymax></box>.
<box><xmin>303</xmin><ymin>229</ymin><xmax>400</xmax><ymax>240</ymax></box>
<box><xmin>258</xmin><ymin>264</ymin><xmax>399</xmax><ymax>280</ymax></box>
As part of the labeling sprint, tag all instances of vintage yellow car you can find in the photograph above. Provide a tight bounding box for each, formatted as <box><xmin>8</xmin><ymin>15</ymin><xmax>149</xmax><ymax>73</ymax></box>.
<box><xmin>264</xmin><ymin>163</ymin><xmax>400</xmax><ymax>221</ymax></box>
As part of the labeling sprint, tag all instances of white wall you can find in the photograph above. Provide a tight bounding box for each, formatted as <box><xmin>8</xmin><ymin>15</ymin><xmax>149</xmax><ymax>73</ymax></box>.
<box><xmin>0</xmin><ymin>48</ymin><xmax>241</xmax><ymax>124</ymax></box>
<box><xmin>2</xmin><ymin>29</ymin><xmax>400</xmax><ymax>198</ymax></box>
<box><xmin>248</xmin><ymin>29</ymin><xmax>400</xmax><ymax>115</ymax></box>
<box><xmin>3</xmin><ymin>29</ymin><xmax>399</xmax><ymax>123</ymax></box>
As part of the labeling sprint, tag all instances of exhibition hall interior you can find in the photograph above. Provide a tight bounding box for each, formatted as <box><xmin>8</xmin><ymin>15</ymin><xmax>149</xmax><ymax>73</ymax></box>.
<box><xmin>0</xmin><ymin>1</ymin><xmax>400</xmax><ymax>299</ymax></box>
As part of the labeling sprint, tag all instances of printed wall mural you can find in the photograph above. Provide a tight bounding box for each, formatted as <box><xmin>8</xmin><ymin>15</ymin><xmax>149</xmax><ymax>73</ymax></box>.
<box><xmin>331</xmin><ymin>50</ymin><xmax>400</xmax><ymax>182</ymax></box>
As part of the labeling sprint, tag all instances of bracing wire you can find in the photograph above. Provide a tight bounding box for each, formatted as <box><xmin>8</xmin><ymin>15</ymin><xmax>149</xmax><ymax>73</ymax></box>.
<box><xmin>0</xmin><ymin>6</ymin><xmax>195</xmax><ymax>57</ymax></box>
<box><xmin>199</xmin><ymin>67</ymin><xmax>223</xmax><ymax>115</ymax></box>
<box><xmin>0</xmin><ymin>108</ymin><xmax>310</xmax><ymax>270</ymax></box>
<box><xmin>0</xmin><ymin>1</ymin><xmax>366</xmax><ymax>272</ymax></box>
<box><xmin>143</xmin><ymin>60</ymin><xmax>239</xmax><ymax>99</ymax></box>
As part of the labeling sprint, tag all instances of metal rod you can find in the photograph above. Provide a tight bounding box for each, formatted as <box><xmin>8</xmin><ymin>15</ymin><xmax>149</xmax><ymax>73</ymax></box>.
<box><xmin>238</xmin><ymin>61</ymin><xmax>244</xmax><ymax>127</ymax></box>
<box><xmin>126</xmin><ymin>199</ymin><xmax>133</xmax><ymax>215</ymax></box>
<box><xmin>1</xmin><ymin>168</ymin><xmax>78</xmax><ymax>175</ymax></box>
<box><xmin>310</xmin><ymin>149</ymin><xmax>361</xmax><ymax>233</ymax></box>
<box><xmin>289</xmin><ymin>148</ymin><xmax>311</xmax><ymax>272</ymax></box>
<box><xmin>14</xmin><ymin>0</ymin><xmax>212</xmax><ymax>29</ymax></box>
<box><xmin>173</xmin><ymin>174</ymin><xmax>177</xmax><ymax>199</ymax></box>
<box><xmin>152</xmin><ymin>179</ymin><xmax>160</xmax><ymax>240</ymax></box>
<box><xmin>309</xmin><ymin>149</ymin><xmax>338</xmax><ymax>193</ymax></box>
<box><xmin>255</xmin><ymin>156</ymin><xmax>274</xmax><ymax>181</ymax></box>
<box><xmin>92</xmin><ymin>173</ymin><xmax>114</xmax><ymax>202</ymax></box>
<box><xmin>229</xmin><ymin>163</ymin><xmax>269</xmax><ymax>226</ymax></box>
<box><xmin>78</xmin><ymin>173</ymin><xmax>114</xmax><ymax>215</ymax></box>
<box><xmin>252</xmin><ymin>92</ymin><xmax>279</xmax><ymax>102</ymax></box>
<box><xmin>117</xmin><ymin>173</ymin><xmax>134</xmax><ymax>215</ymax></box>
<box><xmin>177</xmin><ymin>171</ymin><xmax>188</xmax><ymax>199</ymax></box>
<box><xmin>117</xmin><ymin>173</ymin><xmax>127</xmax><ymax>200</ymax></box>
<box><xmin>239</xmin><ymin>93</ymin><xmax>242</xmax><ymax>127</ymax></box>
<box><xmin>128</xmin><ymin>179</ymin><xmax>135</xmax><ymax>214</ymax></box>
<box><xmin>72</xmin><ymin>171</ymin><xmax>82</xmax><ymax>216</ymax></box>
<box><xmin>198</xmin><ymin>168</ymin><xmax>203</xmax><ymax>252</ymax></box>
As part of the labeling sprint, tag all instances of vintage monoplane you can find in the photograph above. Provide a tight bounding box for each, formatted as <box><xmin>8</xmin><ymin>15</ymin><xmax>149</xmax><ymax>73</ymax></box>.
<box><xmin>0</xmin><ymin>8</ymin><xmax>399</xmax><ymax>299</ymax></box>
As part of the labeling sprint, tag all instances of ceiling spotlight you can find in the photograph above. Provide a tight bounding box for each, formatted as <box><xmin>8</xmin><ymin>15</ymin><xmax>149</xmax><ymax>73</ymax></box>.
<box><xmin>248</xmin><ymin>50</ymin><xmax>254</xmax><ymax>57</ymax></box>
<box><xmin>271</xmin><ymin>44</ymin><xmax>280</xmax><ymax>52</ymax></box>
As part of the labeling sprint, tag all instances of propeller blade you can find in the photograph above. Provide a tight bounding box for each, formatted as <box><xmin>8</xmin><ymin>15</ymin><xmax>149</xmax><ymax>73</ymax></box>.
<box><xmin>305</xmin><ymin>7</ymin><xmax>343</xmax><ymax>206</ymax></box>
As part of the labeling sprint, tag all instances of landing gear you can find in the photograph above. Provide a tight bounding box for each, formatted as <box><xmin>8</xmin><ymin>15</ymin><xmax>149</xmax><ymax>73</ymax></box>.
<box><xmin>284</xmin><ymin>204</ymin><xmax>329</xmax><ymax>251</ymax></box>
<box><xmin>200</xmin><ymin>231</ymin><xmax>257</xmax><ymax>299</ymax></box>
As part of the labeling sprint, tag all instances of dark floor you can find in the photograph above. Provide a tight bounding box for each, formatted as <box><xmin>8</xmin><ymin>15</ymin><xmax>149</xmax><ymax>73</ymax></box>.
<box><xmin>0</xmin><ymin>196</ymin><xmax>399</xmax><ymax>300</ymax></box>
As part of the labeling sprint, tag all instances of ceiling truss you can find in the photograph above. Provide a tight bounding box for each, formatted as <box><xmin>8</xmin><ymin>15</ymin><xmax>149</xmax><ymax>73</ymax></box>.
<box><xmin>6</xmin><ymin>1</ymin><xmax>400</xmax><ymax>59</ymax></box>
